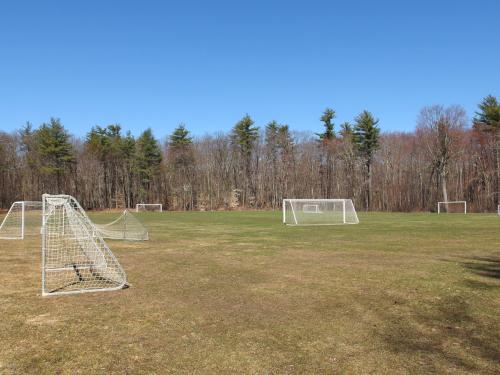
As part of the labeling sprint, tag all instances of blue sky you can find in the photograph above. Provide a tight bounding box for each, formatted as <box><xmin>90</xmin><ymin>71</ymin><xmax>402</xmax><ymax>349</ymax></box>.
<box><xmin>0</xmin><ymin>0</ymin><xmax>498</xmax><ymax>139</ymax></box>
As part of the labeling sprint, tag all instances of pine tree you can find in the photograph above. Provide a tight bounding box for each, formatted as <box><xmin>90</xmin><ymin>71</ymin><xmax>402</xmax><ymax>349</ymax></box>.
<box><xmin>231</xmin><ymin>115</ymin><xmax>259</xmax><ymax>206</ymax></box>
<box><xmin>168</xmin><ymin>124</ymin><xmax>195</xmax><ymax>209</ymax></box>
<box><xmin>339</xmin><ymin>122</ymin><xmax>354</xmax><ymax>139</ymax></box>
<box><xmin>354</xmin><ymin>111</ymin><xmax>380</xmax><ymax>210</ymax></box>
<box><xmin>169</xmin><ymin>123</ymin><xmax>193</xmax><ymax>148</ymax></box>
<box><xmin>473</xmin><ymin>95</ymin><xmax>500</xmax><ymax>207</ymax></box>
<box><xmin>317</xmin><ymin>108</ymin><xmax>336</xmax><ymax>196</ymax></box>
<box><xmin>36</xmin><ymin>118</ymin><xmax>75</xmax><ymax>191</ymax></box>
<box><xmin>474</xmin><ymin>95</ymin><xmax>500</xmax><ymax>131</ymax></box>
<box><xmin>317</xmin><ymin>108</ymin><xmax>336</xmax><ymax>141</ymax></box>
<box><xmin>136</xmin><ymin>128</ymin><xmax>162</xmax><ymax>201</ymax></box>
<box><xmin>232</xmin><ymin>115</ymin><xmax>259</xmax><ymax>158</ymax></box>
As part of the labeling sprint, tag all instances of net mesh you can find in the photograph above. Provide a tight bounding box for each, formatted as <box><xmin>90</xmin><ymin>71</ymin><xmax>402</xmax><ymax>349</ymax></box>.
<box><xmin>283</xmin><ymin>199</ymin><xmax>359</xmax><ymax>225</ymax></box>
<box><xmin>437</xmin><ymin>201</ymin><xmax>466</xmax><ymax>214</ymax></box>
<box><xmin>94</xmin><ymin>210</ymin><xmax>149</xmax><ymax>241</ymax></box>
<box><xmin>0</xmin><ymin>201</ymin><xmax>43</xmax><ymax>239</ymax></box>
<box><xmin>42</xmin><ymin>194</ymin><xmax>127</xmax><ymax>296</ymax></box>
<box><xmin>136</xmin><ymin>204</ymin><xmax>162</xmax><ymax>212</ymax></box>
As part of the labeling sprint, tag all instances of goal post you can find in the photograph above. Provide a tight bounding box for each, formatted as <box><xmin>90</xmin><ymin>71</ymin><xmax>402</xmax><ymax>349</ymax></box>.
<box><xmin>0</xmin><ymin>201</ymin><xmax>43</xmax><ymax>239</ymax></box>
<box><xmin>41</xmin><ymin>194</ymin><xmax>127</xmax><ymax>296</ymax></box>
<box><xmin>283</xmin><ymin>199</ymin><xmax>358</xmax><ymax>225</ymax></box>
<box><xmin>136</xmin><ymin>203</ymin><xmax>162</xmax><ymax>212</ymax></box>
<box><xmin>437</xmin><ymin>201</ymin><xmax>467</xmax><ymax>214</ymax></box>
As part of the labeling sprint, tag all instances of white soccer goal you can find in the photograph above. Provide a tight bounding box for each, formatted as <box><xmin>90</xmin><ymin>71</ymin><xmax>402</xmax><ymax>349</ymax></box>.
<box><xmin>497</xmin><ymin>204</ymin><xmax>500</xmax><ymax>215</ymax></box>
<box><xmin>136</xmin><ymin>203</ymin><xmax>162</xmax><ymax>212</ymax></box>
<box><xmin>0</xmin><ymin>201</ymin><xmax>43</xmax><ymax>239</ymax></box>
<box><xmin>41</xmin><ymin>194</ymin><xmax>127</xmax><ymax>296</ymax></box>
<box><xmin>94</xmin><ymin>210</ymin><xmax>149</xmax><ymax>241</ymax></box>
<box><xmin>437</xmin><ymin>201</ymin><xmax>467</xmax><ymax>214</ymax></box>
<box><xmin>283</xmin><ymin>199</ymin><xmax>359</xmax><ymax>225</ymax></box>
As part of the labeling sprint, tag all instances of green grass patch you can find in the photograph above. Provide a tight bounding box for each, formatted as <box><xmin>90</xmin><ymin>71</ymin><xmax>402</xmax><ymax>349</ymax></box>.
<box><xmin>0</xmin><ymin>211</ymin><xmax>499</xmax><ymax>374</ymax></box>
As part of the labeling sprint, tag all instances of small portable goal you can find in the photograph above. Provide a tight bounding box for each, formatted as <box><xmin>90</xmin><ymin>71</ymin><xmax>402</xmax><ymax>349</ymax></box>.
<box><xmin>0</xmin><ymin>201</ymin><xmax>43</xmax><ymax>239</ymax></box>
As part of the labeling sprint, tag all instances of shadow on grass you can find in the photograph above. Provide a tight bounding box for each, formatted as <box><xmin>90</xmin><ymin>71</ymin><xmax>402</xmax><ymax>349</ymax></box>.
<box><xmin>460</xmin><ymin>256</ymin><xmax>500</xmax><ymax>280</ymax></box>
<box><xmin>372</xmin><ymin>256</ymin><xmax>500</xmax><ymax>373</ymax></box>
<box><xmin>373</xmin><ymin>293</ymin><xmax>500</xmax><ymax>373</ymax></box>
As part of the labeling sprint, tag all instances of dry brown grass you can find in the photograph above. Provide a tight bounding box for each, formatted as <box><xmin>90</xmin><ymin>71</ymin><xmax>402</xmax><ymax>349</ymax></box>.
<box><xmin>0</xmin><ymin>211</ymin><xmax>499</xmax><ymax>374</ymax></box>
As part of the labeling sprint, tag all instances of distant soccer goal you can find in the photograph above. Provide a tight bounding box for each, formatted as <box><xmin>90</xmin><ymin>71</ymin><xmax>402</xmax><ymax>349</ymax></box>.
<box><xmin>0</xmin><ymin>201</ymin><xmax>42</xmax><ymax>239</ymax></box>
<box><xmin>41</xmin><ymin>194</ymin><xmax>127</xmax><ymax>296</ymax></box>
<box><xmin>497</xmin><ymin>204</ymin><xmax>500</xmax><ymax>215</ymax></box>
<box><xmin>437</xmin><ymin>201</ymin><xmax>467</xmax><ymax>214</ymax></box>
<box><xmin>94</xmin><ymin>210</ymin><xmax>149</xmax><ymax>241</ymax></box>
<box><xmin>136</xmin><ymin>203</ymin><xmax>162</xmax><ymax>212</ymax></box>
<box><xmin>283</xmin><ymin>199</ymin><xmax>359</xmax><ymax>225</ymax></box>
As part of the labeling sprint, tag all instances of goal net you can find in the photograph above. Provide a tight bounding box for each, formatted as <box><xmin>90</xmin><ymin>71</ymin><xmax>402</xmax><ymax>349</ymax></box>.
<box><xmin>0</xmin><ymin>201</ymin><xmax>43</xmax><ymax>239</ymax></box>
<box><xmin>283</xmin><ymin>199</ymin><xmax>359</xmax><ymax>225</ymax></box>
<box><xmin>41</xmin><ymin>194</ymin><xmax>127</xmax><ymax>296</ymax></box>
<box><xmin>94</xmin><ymin>210</ymin><xmax>149</xmax><ymax>241</ymax></box>
<box><xmin>136</xmin><ymin>203</ymin><xmax>162</xmax><ymax>212</ymax></box>
<box><xmin>437</xmin><ymin>201</ymin><xmax>467</xmax><ymax>214</ymax></box>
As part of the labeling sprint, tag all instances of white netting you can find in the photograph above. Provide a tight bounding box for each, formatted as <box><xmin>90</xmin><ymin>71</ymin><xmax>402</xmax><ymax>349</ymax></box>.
<box><xmin>136</xmin><ymin>204</ymin><xmax>162</xmax><ymax>212</ymax></box>
<box><xmin>94</xmin><ymin>210</ymin><xmax>149</xmax><ymax>241</ymax></box>
<box><xmin>0</xmin><ymin>201</ymin><xmax>43</xmax><ymax>239</ymax></box>
<box><xmin>283</xmin><ymin>199</ymin><xmax>359</xmax><ymax>225</ymax></box>
<box><xmin>41</xmin><ymin>194</ymin><xmax>127</xmax><ymax>296</ymax></box>
<box><xmin>437</xmin><ymin>201</ymin><xmax>467</xmax><ymax>214</ymax></box>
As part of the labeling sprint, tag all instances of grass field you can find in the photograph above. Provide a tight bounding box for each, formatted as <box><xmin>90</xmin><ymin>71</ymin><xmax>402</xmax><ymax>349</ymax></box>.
<box><xmin>0</xmin><ymin>211</ymin><xmax>499</xmax><ymax>374</ymax></box>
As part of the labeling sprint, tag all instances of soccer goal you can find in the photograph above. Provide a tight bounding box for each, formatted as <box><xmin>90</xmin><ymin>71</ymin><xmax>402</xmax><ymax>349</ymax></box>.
<box><xmin>437</xmin><ymin>201</ymin><xmax>467</xmax><ymax>214</ymax></box>
<box><xmin>283</xmin><ymin>199</ymin><xmax>359</xmax><ymax>225</ymax></box>
<box><xmin>0</xmin><ymin>201</ymin><xmax>43</xmax><ymax>239</ymax></box>
<box><xmin>94</xmin><ymin>210</ymin><xmax>149</xmax><ymax>241</ymax></box>
<box><xmin>41</xmin><ymin>194</ymin><xmax>127</xmax><ymax>296</ymax></box>
<box><xmin>136</xmin><ymin>203</ymin><xmax>162</xmax><ymax>212</ymax></box>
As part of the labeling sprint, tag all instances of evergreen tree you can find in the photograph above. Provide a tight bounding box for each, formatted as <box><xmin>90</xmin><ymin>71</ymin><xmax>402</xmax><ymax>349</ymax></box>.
<box><xmin>168</xmin><ymin>123</ymin><xmax>194</xmax><ymax>168</ymax></box>
<box><xmin>317</xmin><ymin>108</ymin><xmax>336</xmax><ymax>141</ymax></box>
<box><xmin>474</xmin><ymin>95</ymin><xmax>500</xmax><ymax>131</ymax></box>
<box><xmin>265</xmin><ymin>121</ymin><xmax>280</xmax><ymax>162</ymax></box>
<box><xmin>36</xmin><ymin>118</ymin><xmax>75</xmax><ymax>191</ymax></box>
<box><xmin>317</xmin><ymin>108</ymin><xmax>336</xmax><ymax>196</ymax></box>
<box><xmin>354</xmin><ymin>111</ymin><xmax>380</xmax><ymax>209</ymax></box>
<box><xmin>232</xmin><ymin>114</ymin><xmax>259</xmax><ymax>157</ymax></box>
<box><xmin>136</xmin><ymin>128</ymin><xmax>162</xmax><ymax>200</ymax></box>
<box><xmin>169</xmin><ymin>123</ymin><xmax>193</xmax><ymax>148</ymax></box>
<box><xmin>231</xmin><ymin>114</ymin><xmax>259</xmax><ymax>205</ymax></box>
<box><xmin>168</xmin><ymin>124</ymin><xmax>195</xmax><ymax>209</ymax></box>
<box><xmin>19</xmin><ymin>122</ymin><xmax>39</xmax><ymax>169</ymax></box>
<box><xmin>339</xmin><ymin>122</ymin><xmax>354</xmax><ymax>139</ymax></box>
<box><xmin>473</xmin><ymin>95</ymin><xmax>500</xmax><ymax>207</ymax></box>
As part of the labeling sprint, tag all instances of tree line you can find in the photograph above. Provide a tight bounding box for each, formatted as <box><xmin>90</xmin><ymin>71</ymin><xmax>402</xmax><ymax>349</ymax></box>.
<box><xmin>0</xmin><ymin>95</ymin><xmax>499</xmax><ymax>212</ymax></box>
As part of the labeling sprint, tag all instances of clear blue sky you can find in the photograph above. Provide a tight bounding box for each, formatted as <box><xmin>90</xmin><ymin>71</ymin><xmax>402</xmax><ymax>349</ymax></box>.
<box><xmin>1</xmin><ymin>0</ymin><xmax>498</xmax><ymax>138</ymax></box>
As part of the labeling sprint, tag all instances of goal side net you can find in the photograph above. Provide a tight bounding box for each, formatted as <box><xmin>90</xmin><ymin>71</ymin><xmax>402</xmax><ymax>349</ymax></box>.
<box><xmin>283</xmin><ymin>199</ymin><xmax>359</xmax><ymax>225</ymax></box>
<box><xmin>136</xmin><ymin>203</ymin><xmax>162</xmax><ymax>212</ymax></box>
<box><xmin>94</xmin><ymin>210</ymin><xmax>149</xmax><ymax>241</ymax></box>
<box><xmin>41</xmin><ymin>194</ymin><xmax>127</xmax><ymax>296</ymax></box>
<box><xmin>0</xmin><ymin>201</ymin><xmax>43</xmax><ymax>239</ymax></box>
<box><xmin>437</xmin><ymin>201</ymin><xmax>467</xmax><ymax>214</ymax></box>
